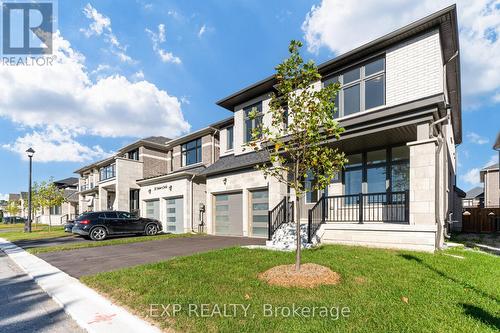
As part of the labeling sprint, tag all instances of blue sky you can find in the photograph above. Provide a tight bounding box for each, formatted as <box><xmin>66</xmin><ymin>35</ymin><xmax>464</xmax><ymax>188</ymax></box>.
<box><xmin>0</xmin><ymin>0</ymin><xmax>499</xmax><ymax>199</ymax></box>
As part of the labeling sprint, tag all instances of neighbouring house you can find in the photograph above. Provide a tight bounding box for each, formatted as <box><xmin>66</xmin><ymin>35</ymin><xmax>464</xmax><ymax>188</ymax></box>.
<box><xmin>37</xmin><ymin>177</ymin><xmax>80</xmax><ymax>225</ymax></box>
<box><xmin>480</xmin><ymin>163</ymin><xmax>499</xmax><ymax>208</ymax></box>
<box><xmin>5</xmin><ymin>193</ymin><xmax>22</xmax><ymax>218</ymax></box>
<box><xmin>197</xmin><ymin>5</ymin><xmax>461</xmax><ymax>252</ymax></box>
<box><xmin>137</xmin><ymin>118</ymin><xmax>229</xmax><ymax>233</ymax></box>
<box><xmin>75</xmin><ymin>136</ymin><xmax>170</xmax><ymax>213</ymax></box>
<box><xmin>463</xmin><ymin>187</ymin><xmax>484</xmax><ymax>208</ymax></box>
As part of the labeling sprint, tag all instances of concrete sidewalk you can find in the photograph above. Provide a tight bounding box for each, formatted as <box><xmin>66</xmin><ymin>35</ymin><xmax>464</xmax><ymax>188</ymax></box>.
<box><xmin>0</xmin><ymin>237</ymin><xmax>162</xmax><ymax>333</ymax></box>
<box><xmin>0</xmin><ymin>251</ymin><xmax>84</xmax><ymax>333</ymax></box>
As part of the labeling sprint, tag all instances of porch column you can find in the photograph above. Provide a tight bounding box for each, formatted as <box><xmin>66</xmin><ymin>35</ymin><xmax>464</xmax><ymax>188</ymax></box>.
<box><xmin>407</xmin><ymin>123</ymin><xmax>437</xmax><ymax>226</ymax></box>
<box><xmin>98</xmin><ymin>187</ymin><xmax>107</xmax><ymax>211</ymax></box>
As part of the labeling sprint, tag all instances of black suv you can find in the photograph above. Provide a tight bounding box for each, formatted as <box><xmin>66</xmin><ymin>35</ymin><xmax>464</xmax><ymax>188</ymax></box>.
<box><xmin>72</xmin><ymin>211</ymin><xmax>162</xmax><ymax>241</ymax></box>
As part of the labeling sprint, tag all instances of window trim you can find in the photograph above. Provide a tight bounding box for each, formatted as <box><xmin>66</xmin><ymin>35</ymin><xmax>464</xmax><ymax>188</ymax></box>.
<box><xmin>181</xmin><ymin>138</ymin><xmax>202</xmax><ymax>166</ymax></box>
<box><xmin>243</xmin><ymin>101</ymin><xmax>263</xmax><ymax>143</ymax></box>
<box><xmin>128</xmin><ymin>148</ymin><xmax>139</xmax><ymax>160</ymax></box>
<box><xmin>99</xmin><ymin>164</ymin><xmax>116</xmax><ymax>181</ymax></box>
<box><xmin>323</xmin><ymin>56</ymin><xmax>385</xmax><ymax>118</ymax></box>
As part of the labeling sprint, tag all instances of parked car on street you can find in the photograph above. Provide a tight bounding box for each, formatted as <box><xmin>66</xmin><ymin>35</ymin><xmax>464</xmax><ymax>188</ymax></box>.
<box><xmin>72</xmin><ymin>211</ymin><xmax>162</xmax><ymax>241</ymax></box>
<box><xmin>64</xmin><ymin>220</ymin><xmax>75</xmax><ymax>233</ymax></box>
<box><xmin>3</xmin><ymin>216</ymin><xmax>27</xmax><ymax>224</ymax></box>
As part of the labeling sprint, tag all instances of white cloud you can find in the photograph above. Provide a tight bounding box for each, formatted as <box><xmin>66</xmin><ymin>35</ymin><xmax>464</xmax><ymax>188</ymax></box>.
<box><xmin>302</xmin><ymin>0</ymin><xmax>500</xmax><ymax>104</ymax></box>
<box><xmin>0</xmin><ymin>32</ymin><xmax>190</xmax><ymax>162</ymax></box>
<box><xmin>484</xmin><ymin>154</ymin><xmax>499</xmax><ymax>168</ymax></box>
<box><xmin>132</xmin><ymin>70</ymin><xmax>145</xmax><ymax>81</ymax></box>
<box><xmin>461</xmin><ymin>167</ymin><xmax>480</xmax><ymax>186</ymax></box>
<box><xmin>494</xmin><ymin>92</ymin><xmax>500</xmax><ymax>102</ymax></box>
<box><xmin>81</xmin><ymin>3</ymin><xmax>134</xmax><ymax>64</ymax></box>
<box><xmin>2</xmin><ymin>126</ymin><xmax>110</xmax><ymax>163</ymax></box>
<box><xmin>466</xmin><ymin>132</ymin><xmax>489</xmax><ymax>145</ymax></box>
<box><xmin>198</xmin><ymin>24</ymin><xmax>206</xmax><ymax>38</ymax></box>
<box><xmin>146</xmin><ymin>24</ymin><xmax>181</xmax><ymax>64</ymax></box>
<box><xmin>0</xmin><ymin>193</ymin><xmax>8</xmax><ymax>201</ymax></box>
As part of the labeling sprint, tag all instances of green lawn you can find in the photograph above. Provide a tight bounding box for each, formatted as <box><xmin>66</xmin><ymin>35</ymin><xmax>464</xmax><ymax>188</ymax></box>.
<box><xmin>0</xmin><ymin>223</ymin><xmax>25</xmax><ymax>229</ymax></box>
<box><xmin>82</xmin><ymin>245</ymin><xmax>500</xmax><ymax>333</ymax></box>
<box><xmin>0</xmin><ymin>225</ymin><xmax>67</xmax><ymax>241</ymax></box>
<box><xmin>28</xmin><ymin>233</ymin><xmax>203</xmax><ymax>254</ymax></box>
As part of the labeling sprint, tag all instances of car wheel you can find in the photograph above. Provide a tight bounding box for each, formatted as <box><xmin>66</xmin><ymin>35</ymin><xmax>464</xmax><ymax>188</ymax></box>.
<box><xmin>145</xmin><ymin>223</ymin><xmax>158</xmax><ymax>236</ymax></box>
<box><xmin>90</xmin><ymin>227</ymin><xmax>107</xmax><ymax>241</ymax></box>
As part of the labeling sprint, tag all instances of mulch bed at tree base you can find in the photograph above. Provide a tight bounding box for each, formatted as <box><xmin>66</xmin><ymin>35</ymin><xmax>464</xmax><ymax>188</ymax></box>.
<box><xmin>258</xmin><ymin>263</ymin><xmax>341</xmax><ymax>288</ymax></box>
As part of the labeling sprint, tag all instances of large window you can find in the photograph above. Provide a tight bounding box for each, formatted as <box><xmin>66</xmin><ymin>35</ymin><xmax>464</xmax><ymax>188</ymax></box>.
<box><xmin>243</xmin><ymin>102</ymin><xmax>263</xmax><ymax>143</ymax></box>
<box><xmin>49</xmin><ymin>205</ymin><xmax>61</xmax><ymax>215</ymax></box>
<box><xmin>305</xmin><ymin>171</ymin><xmax>319</xmax><ymax>203</ymax></box>
<box><xmin>343</xmin><ymin>146</ymin><xmax>409</xmax><ymax>196</ymax></box>
<box><xmin>181</xmin><ymin>138</ymin><xmax>202</xmax><ymax>166</ymax></box>
<box><xmin>226</xmin><ymin>126</ymin><xmax>234</xmax><ymax>150</ymax></box>
<box><xmin>323</xmin><ymin>57</ymin><xmax>385</xmax><ymax>118</ymax></box>
<box><xmin>100</xmin><ymin>164</ymin><xmax>115</xmax><ymax>181</ymax></box>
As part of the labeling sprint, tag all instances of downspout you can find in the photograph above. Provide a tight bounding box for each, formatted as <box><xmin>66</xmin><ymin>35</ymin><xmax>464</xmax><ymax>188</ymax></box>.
<box><xmin>190</xmin><ymin>174</ymin><xmax>196</xmax><ymax>233</ymax></box>
<box><xmin>430</xmin><ymin>112</ymin><xmax>450</xmax><ymax>249</ymax></box>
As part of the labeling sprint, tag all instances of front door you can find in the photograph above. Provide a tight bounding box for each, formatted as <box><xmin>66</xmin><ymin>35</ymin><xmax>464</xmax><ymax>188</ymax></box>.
<box><xmin>165</xmin><ymin>197</ymin><xmax>184</xmax><ymax>233</ymax></box>
<box><xmin>214</xmin><ymin>192</ymin><xmax>243</xmax><ymax>236</ymax></box>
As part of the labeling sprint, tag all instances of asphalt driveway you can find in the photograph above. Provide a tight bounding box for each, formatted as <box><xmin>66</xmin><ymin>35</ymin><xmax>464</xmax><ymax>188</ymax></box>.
<box><xmin>36</xmin><ymin>235</ymin><xmax>265</xmax><ymax>278</ymax></box>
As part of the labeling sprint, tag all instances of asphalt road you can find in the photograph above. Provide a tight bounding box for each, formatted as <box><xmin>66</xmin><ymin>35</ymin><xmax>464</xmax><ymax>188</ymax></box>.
<box><xmin>0</xmin><ymin>251</ymin><xmax>84</xmax><ymax>333</ymax></box>
<box><xmin>36</xmin><ymin>235</ymin><xmax>266</xmax><ymax>278</ymax></box>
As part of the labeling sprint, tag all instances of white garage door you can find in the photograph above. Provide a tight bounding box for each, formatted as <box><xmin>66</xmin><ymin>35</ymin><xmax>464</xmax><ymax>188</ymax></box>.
<box><xmin>165</xmin><ymin>197</ymin><xmax>184</xmax><ymax>233</ymax></box>
<box><xmin>214</xmin><ymin>193</ymin><xmax>243</xmax><ymax>236</ymax></box>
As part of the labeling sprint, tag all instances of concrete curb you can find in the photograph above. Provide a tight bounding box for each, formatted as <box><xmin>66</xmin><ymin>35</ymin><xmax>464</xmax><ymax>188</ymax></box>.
<box><xmin>0</xmin><ymin>238</ymin><xmax>162</xmax><ymax>333</ymax></box>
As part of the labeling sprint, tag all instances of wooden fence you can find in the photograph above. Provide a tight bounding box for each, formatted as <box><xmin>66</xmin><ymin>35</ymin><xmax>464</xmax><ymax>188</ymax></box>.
<box><xmin>462</xmin><ymin>207</ymin><xmax>500</xmax><ymax>233</ymax></box>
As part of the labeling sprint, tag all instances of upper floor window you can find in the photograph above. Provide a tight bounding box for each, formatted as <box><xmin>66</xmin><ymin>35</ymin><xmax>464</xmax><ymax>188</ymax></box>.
<box><xmin>243</xmin><ymin>102</ymin><xmax>263</xmax><ymax>143</ymax></box>
<box><xmin>128</xmin><ymin>149</ymin><xmax>139</xmax><ymax>160</ymax></box>
<box><xmin>100</xmin><ymin>164</ymin><xmax>116</xmax><ymax>181</ymax></box>
<box><xmin>181</xmin><ymin>138</ymin><xmax>202</xmax><ymax>166</ymax></box>
<box><xmin>226</xmin><ymin>126</ymin><xmax>234</xmax><ymax>150</ymax></box>
<box><xmin>324</xmin><ymin>57</ymin><xmax>385</xmax><ymax>118</ymax></box>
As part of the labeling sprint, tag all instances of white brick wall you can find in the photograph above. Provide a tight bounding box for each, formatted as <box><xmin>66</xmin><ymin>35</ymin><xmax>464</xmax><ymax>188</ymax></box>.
<box><xmin>386</xmin><ymin>29</ymin><xmax>443</xmax><ymax>106</ymax></box>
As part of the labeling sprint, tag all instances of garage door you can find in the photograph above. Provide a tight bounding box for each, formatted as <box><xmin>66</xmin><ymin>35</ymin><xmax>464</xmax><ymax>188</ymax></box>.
<box><xmin>214</xmin><ymin>193</ymin><xmax>242</xmax><ymax>236</ymax></box>
<box><xmin>250</xmin><ymin>189</ymin><xmax>269</xmax><ymax>237</ymax></box>
<box><xmin>166</xmin><ymin>197</ymin><xmax>184</xmax><ymax>233</ymax></box>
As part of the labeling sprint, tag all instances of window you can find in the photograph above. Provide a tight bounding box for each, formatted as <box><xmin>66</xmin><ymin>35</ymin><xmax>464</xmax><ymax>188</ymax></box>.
<box><xmin>226</xmin><ymin>126</ymin><xmax>234</xmax><ymax>150</ymax></box>
<box><xmin>49</xmin><ymin>205</ymin><xmax>61</xmax><ymax>215</ymax></box>
<box><xmin>100</xmin><ymin>164</ymin><xmax>115</xmax><ymax>181</ymax></box>
<box><xmin>243</xmin><ymin>102</ymin><xmax>263</xmax><ymax>143</ymax></box>
<box><xmin>117</xmin><ymin>212</ymin><xmax>131</xmax><ymax>219</ymax></box>
<box><xmin>104</xmin><ymin>212</ymin><xmax>117</xmax><ymax>219</ymax></box>
<box><xmin>305</xmin><ymin>171</ymin><xmax>319</xmax><ymax>203</ymax></box>
<box><xmin>129</xmin><ymin>189</ymin><xmax>139</xmax><ymax>212</ymax></box>
<box><xmin>323</xmin><ymin>57</ymin><xmax>385</xmax><ymax>118</ymax></box>
<box><xmin>128</xmin><ymin>149</ymin><xmax>139</xmax><ymax>160</ymax></box>
<box><xmin>181</xmin><ymin>138</ymin><xmax>202</xmax><ymax>166</ymax></box>
<box><xmin>342</xmin><ymin>146</ymin><xmax>409</xmax><ymax>196</ymax></box>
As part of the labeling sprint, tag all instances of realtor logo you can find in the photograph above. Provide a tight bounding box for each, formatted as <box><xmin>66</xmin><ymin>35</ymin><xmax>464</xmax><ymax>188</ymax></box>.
<box><xmin>2</xmin><ymin>1</ymin><xmax>54</xmax><ymax>55</ymax></box>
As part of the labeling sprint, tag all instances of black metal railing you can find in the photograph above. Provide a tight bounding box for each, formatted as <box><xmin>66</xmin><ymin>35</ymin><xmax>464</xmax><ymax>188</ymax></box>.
<box><xmin>307</xmin><ymin>191</ymin><xmax>409</xmax><ymax>242</ymax></box>
<box><xmin>268</xmin><ymin>196</ymin><xmax>293</xmax><ymax>240</ymax></box>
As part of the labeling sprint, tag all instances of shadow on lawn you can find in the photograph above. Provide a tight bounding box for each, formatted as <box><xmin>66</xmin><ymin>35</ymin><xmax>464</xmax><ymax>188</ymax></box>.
<box><xmin>398</xmin><ymin>254</ymin><xmax>499</xmax><ymax>304</ymax></box>
<box><xmin>460</xmin><ymin>303</ymin><xmax>500</xmax><ymax>330</ymax></box>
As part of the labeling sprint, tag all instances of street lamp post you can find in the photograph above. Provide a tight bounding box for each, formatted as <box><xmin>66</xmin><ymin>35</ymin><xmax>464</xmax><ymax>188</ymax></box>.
<box><xmin>25</xmin><ymin>148</ymin><xmax>35</xmax><ymax>233</ymax></box>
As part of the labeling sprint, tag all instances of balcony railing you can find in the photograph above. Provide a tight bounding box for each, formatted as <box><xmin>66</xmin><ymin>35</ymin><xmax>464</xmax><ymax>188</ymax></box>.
<box><xmin>308</xmin><ymin>191</ymin><xmax>409</xmax><ymax>243</ymax></box>
<box><xmin>80</xmin><ymin>183</ymin><xmax>95</xmax><ymax>191</ymax></box>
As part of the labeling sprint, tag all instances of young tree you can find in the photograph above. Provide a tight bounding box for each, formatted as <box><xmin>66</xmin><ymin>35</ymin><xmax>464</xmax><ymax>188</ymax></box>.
<box><xmin>6</xmin><ymin>200</ymin><xmax>20</xmax><ymax>218</ymax></box>
<box><xmin>38</xmin><ymin>179</ymin><xmax>66</xmax><ymax>231</ymax></box>
<box><xmin>246</xmin><ymin>40</ymin><xmax>347</xmax><ymax>271</ymax></box>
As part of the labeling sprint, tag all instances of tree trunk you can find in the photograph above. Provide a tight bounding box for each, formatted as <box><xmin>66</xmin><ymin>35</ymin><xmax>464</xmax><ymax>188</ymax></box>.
<box><xmin>295</xmin><ymin>161</ymin><xmax>301</xmax><ymax>272</ymax></box>
<box><xmin>48</xmin><ymin>209</ymin><xmax>51</xmax><ymax>232</ymax></box>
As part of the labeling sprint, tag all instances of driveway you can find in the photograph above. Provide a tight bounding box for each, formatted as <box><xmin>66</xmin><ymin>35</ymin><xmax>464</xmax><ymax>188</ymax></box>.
<box><xmin>36</xmin><ymin>235</ymin><xmax>265</xmax><ymax>278</ymax></box>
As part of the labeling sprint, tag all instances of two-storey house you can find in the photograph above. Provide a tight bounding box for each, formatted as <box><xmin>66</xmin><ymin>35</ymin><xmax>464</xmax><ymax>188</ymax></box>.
<box><xmin>200</xmin><ymin>5</ymin><xmax>462</xmax><ymax>252</ymax></box>
<box><xmin>75</xmin><ymin>136</ymin><xmax>170</xmax><ymax>213</ymax></box>
<box><xmin>137</xmin><ymin>118</ymin><xmax>229</xmax><ymax>233</ymax></box>
<box><xmin>37</xmin><ymin>177</ymin><xmax>79</xmax><ymax>225</ymax></box>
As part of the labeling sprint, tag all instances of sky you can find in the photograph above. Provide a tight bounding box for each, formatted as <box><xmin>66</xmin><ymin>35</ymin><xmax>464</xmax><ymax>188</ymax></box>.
<box><xmin>0</xmin><ymin>0</ymin><xmax>499</xmax><ymax>200</ymax></box>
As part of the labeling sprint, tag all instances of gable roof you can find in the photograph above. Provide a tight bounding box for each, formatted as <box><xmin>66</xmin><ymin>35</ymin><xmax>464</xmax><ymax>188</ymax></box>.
<box><xmin>199</xmin><ymin>151</ymin><xmax>269</xmax><ymax>177</ymax></box>
<box><xmin>216</xmin><ymin>5</ymin><xmax>461</xmax><ymax>143</ymax></box>
<box><xmin>54</xmin><ymin>177</ymin><xmax>79</xmax><ymax>187</ymax></box>
<box><xmin>481</xmin><ymin>163</ymin><xmax>499</xmax><ymax>171</ymax></box>
<box><xmin>465</xmin><ymin>186</ymin><xmax>484</xmax><ymax>199</ymax></box>
<box><xmin>8</xmin><ymin>193</ymin><xmax>20</xmax><ymax>201</ymax></box>
<box><xmin>494</xmin><ymin>131</ymin><xmax>500</xmax><ymax>150</ymax></box>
